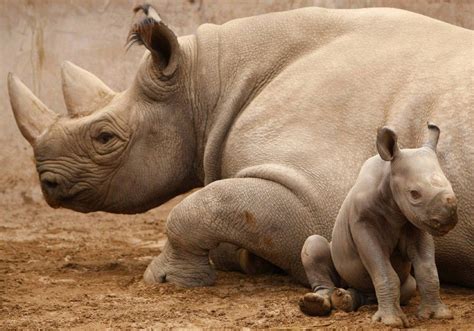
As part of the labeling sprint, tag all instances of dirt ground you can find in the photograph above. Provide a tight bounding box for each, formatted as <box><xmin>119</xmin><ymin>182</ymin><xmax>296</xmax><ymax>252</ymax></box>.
<box><xmin>1</xmin><ymin>197</ymin><xmax>473</xmax><ymax>329</ymax></box>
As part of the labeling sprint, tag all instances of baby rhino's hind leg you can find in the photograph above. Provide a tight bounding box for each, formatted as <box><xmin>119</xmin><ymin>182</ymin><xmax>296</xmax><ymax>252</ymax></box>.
<box><xmin>301</xmin><ymin>235</ymin><xmax>338</xmax><ymax>291</ymax></box>
<box><xmin>331</xmin><ymin>287</ymin><xmax>371</xmax><ymax>312</ymax></box>
<box><xmin>299</xmin><ymin>235</ymin><xmax>349</xmax><ymax>316</ymax></box>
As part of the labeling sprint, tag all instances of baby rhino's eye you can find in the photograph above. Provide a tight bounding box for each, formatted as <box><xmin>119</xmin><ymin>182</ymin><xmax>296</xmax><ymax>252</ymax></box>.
<box><xmin>410</xmin><ymin>190</ymin><xmax>422</xmax><ymax>200</ymax></box>
<box><xmin>96</xmin><ymin>132</ymin><xmax>115</xmax><ymax>144</ymax></box>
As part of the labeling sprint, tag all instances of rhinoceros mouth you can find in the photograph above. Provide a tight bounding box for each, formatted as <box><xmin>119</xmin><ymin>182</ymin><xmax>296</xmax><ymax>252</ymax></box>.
<box><xmin>421</xmin><ymin>219</ymin><xmax>455</xmax><ymax>237</ymax></box>
<box><xmin>57</xmin><ymin>192</ymin><xmax>81</xmax><ymax>205</ymax></box>
<box><xmin>44</xmin><ymin>190</ymin><xmax>79</xmax><ymax>208</ymax></box>
<box><xmin>44</xmin><ymin>185</ymin><xmax>99</xmax><ymax>212</ymax></box>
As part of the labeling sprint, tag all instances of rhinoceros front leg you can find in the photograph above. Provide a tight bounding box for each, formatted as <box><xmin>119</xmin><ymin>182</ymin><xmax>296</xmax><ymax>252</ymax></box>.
<box><xmin>407</xmin><ymin>231</ymin><xmax>453</xmax><ymax>320</ymax></box>
<box><xmin>351</xmin><ymin>221</ymin><xmax>409</xmax><ymax>328</ymax></box>
<box><xmin>143</xmin><ymin>177</ymin><xmax>313</xmax><ymax>287</ymax></box>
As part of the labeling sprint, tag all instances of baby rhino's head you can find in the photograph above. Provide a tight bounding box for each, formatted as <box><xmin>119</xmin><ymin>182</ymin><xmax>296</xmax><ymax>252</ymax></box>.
<box><xmin>376</xmin><ymin>123</ymin><xmax>457</xmax><ymax>236</ymax></box>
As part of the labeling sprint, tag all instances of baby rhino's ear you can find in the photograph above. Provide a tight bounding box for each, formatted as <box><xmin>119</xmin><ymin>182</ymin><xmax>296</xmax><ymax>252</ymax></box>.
<box><xmin>376</xmin><ymin>126</ymin><xmax>400</xmax><ymax>161</ymax></box>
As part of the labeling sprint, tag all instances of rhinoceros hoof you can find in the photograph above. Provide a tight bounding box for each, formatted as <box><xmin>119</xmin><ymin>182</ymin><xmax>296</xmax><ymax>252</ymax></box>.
<box><xmin>143</xmin><ymin>250</ymin><xmax>216</xmax><ymax>287</ymax></box>
<box><xmin>417</xmin><ymin>303</ymin><xmax>453</xmax><ymax>320</ymax></box>
<box><xmin>330</xmin><ymin>288</ymin><xmax>355</xmax><ymax>312</ymax></box>
<box><xmin>372</xmin><ymin>307</ymin><xmax>409</xmax><ymax>328</ymax></box>
<box><xmin>299</xmin><ymin>292</ymin><xmax>332</xmax><ymax>316</ymax></box>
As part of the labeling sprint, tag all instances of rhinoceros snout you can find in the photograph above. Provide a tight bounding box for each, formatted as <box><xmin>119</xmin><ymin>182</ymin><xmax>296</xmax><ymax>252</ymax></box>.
<box><xmin>427</xmin><ymin>192</ymin><xmax>458</xmax><ymax>236</ymax></box>
<box><xmin>40</xmin><ymin>173</ymin><xmax>70</xmax><ymax>207</ymax></box>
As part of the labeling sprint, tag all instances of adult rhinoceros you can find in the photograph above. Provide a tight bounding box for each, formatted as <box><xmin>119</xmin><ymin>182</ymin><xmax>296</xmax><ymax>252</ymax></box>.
<box><xmin>8</xmin><ymin>5</ymin><xmax>473</xmax><ymax>287</ymax></box>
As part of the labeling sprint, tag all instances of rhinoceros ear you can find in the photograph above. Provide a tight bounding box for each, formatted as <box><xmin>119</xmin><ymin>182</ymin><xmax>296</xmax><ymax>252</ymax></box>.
<box><xmin>127</xmin><ymin>4</ymin><xmax>181</xmax><ymax>78</ymax></box>
<box><xmin>8</xmin><ymin>73</ymin><xmax>58</xmax><ymax>145</ymax></box>
<box><xmin>61</xmin><ymin>61</ymin><xmax>115</xmax><ymax>117</ymax></box>
<box><xmin>424</xmin><ymin>122</ymin><xmax>440</xmax><ymax>151</ymax></box>
<box><xmin>376</xmin><ymin>126</ymin><xmax>400</xmax><ymax>161</ymax></box>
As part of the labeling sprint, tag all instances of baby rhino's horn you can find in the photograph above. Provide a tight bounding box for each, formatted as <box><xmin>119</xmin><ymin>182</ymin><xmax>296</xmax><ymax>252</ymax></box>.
<box><xmin>424</xmin><ymin>122</ymin><xmax>440</xmax><ymax>151</ymax></box>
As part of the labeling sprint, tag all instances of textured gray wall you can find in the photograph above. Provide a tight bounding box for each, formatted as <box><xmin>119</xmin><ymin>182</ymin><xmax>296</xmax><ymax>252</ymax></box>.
<box><xmin>1</xmin><ymin>0</ymin><xmax>472</xmax><ymax>204</ymax></box>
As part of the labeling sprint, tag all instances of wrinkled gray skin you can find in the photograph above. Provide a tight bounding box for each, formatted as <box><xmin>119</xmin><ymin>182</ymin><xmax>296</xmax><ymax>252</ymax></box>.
<box><xmin>7</xmin><ymin>6</ymin><xmax>474</xmax><ymax>288</ymax></box>
<box><xmin>299</xmin><ymin>124</ymin><xmax>457</xmax><ymax>327</ymax></box>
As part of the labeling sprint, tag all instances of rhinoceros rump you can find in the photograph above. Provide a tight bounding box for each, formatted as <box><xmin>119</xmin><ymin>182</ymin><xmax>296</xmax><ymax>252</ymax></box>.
<box><xmin>8</xmin><ymin>6</ymin><xmax>473</xmax><ymax>287</ymax></box>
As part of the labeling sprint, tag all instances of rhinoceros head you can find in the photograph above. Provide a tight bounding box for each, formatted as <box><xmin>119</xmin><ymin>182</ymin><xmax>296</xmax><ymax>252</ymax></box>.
<box><xmin>376</xmin><ymin>123</ymin><xmax>458</xmax><ymax>236</ymax></box>
<box><xmin>8</xmin><ymin>6</ymin><xmax>198</xmax><ymax>214</ymax></box>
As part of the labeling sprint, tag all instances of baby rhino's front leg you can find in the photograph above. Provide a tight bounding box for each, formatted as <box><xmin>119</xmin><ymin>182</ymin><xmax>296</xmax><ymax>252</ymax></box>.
<box><xmin>299</xmin><ymin>235</ymin><xmax>362</xmax><ymax>315</ymax></box>
<box><xmin>350</xmin><ymin>222</ymin><xmax>410</xmax><ymax>327</ymax></box>
<box><xmin>407</xmin><ymin>230</ymin><xmax>453</xmax><ymax>320</ymax></box>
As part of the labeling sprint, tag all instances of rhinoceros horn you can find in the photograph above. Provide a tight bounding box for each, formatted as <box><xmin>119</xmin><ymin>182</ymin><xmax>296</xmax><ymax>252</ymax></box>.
<box><xmin>61</xmin><ymin>61</ymin><xmax>115</xmax><ymax>116</ymax></box>
<box><xmin>424</xmin><ymin>122</ymin><xmax>440</xmax><ymax>151</ymax></box>
<box><xmin>8</xmin><ymin>73</ymin><xmax>58</xmax><ymax>145</ymax></box>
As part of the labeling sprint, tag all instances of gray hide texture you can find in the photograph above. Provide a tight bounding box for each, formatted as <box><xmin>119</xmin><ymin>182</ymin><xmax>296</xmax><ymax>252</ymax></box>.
<box><xmin>7</xmin><ymin>7</ymin><xmax>473</xmax><ymax>288</ymax></box>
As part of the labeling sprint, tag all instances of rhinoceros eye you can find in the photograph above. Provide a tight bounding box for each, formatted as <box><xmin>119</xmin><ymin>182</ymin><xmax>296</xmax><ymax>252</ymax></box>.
<box><xmin>410</xmin><ymin>190</ymin><xmax>422</xmax><ymax>200</ymax></box>
<box><xmin>96</xmin><ymin>132</ymin><xmax>115</xmax><ymax>144</ymax></box>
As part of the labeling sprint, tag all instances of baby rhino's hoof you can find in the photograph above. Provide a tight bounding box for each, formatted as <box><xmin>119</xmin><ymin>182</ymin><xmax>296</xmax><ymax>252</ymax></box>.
<box><xmin>330</xmin><ymin>288</ymin><xmax>355</xmax><ymax>312</ymax></box>
<box><xmin>372</xmin><ymin>308</ymin><xmax>409</xmax><ymax>328</ymax></box>
<box><xmin>299</xmin><ymin>292</ymin><xmax>331</xmax><ymax>316</ymax></box>
<box><xmin>418</xmin><ymin>304</ymin><xmax>453</xmax><ymax>320</ymax></box>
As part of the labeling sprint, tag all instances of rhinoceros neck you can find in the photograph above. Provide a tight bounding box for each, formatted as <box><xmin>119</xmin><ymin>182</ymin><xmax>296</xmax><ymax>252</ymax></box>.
<box><xmin>376</xmin><ymin>165</ymin><xmax>406</xmax><ymax>226</ymax></box>
<box><xmin>191</xmin><ymin>8</ymin><xmax>350</xmax><ymax>184</ymax></box>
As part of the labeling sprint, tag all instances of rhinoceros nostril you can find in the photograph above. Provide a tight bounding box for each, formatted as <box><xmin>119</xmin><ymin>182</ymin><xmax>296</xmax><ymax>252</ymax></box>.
<box><xmin>42</xmin><ymin>179</ymin><xmax>58</xmax><ymax>189</ymax></box>
<box><xmin>431</xmin><ymin>219</ymin><xmax>441</xmax><ymax>229</ymax></box>
<box><xmin>445</xmin><ymin>196</ymin><xmax>457</xmax><ymax>207</ymax></box>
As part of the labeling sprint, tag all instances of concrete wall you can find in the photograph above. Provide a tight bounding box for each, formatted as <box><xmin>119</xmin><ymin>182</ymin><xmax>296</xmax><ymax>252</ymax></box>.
<box><xmin>1</xmin><ymin>0</ymin><xmax>472</xmax><ymax>204</ymax></box>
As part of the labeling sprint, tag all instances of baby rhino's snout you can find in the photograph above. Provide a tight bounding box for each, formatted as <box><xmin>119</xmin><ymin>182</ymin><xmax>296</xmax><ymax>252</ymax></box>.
<box><xmin>428</xmin><ymin>192</ymin><xmax>458</xmax><ymax>235</ymax></box>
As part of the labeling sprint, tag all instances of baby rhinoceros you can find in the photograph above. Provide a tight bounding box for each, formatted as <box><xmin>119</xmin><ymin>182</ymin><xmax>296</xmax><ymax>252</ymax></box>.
<box><xmin>299</xmin><ymin>123</ymin><xmax>457</xmax><ymax>328</ymax></box>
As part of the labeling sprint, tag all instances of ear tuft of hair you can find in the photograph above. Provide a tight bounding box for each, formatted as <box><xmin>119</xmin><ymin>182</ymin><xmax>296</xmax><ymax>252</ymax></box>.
<box><xmin>126</xmin><ymin>3</ymin><xmax>179</xmax><ymax>77</ymax></box>
<box><xmin>126</xmin><ymin>3</ymin><xmax>160</xmax><ymax>51</ymax></box>
<box><xmin>133</xmin><ymin>4</ymin><xmax>151</xmax><ymax>15</ymax></box>
<box><xmin>126</xmin><ymin>17</ymin><xmax>156</xmax><ymax>51</ymax></box>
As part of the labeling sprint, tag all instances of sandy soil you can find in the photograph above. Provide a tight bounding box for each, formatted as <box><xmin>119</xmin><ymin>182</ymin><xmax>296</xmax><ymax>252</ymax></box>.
<box><xmin>1</xmin><ymin>197</ymin><xmax>473</xmax><ymax>329</ymax></box>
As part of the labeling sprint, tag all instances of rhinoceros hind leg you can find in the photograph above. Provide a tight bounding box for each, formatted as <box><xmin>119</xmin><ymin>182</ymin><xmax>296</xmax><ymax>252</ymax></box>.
<box><xmin>143</xmin><ymin>240</ymin><xmax>216</xmax><ymax>287</ymax></box>
<box><xmin>301</xmin><ymin>235</ymin><xmax>339</xmax><ymax>290</ymax></box>
<box><xmin>299</xmin><ymin>235</ymin><xmax>342</xmax><ymax>316</ymax></box>
<box><xmin>330</xmin><ymin>288</ymin><xmax>356</xmax><ymax>312</ymax></box>
<box><xmin>331</xmin><ymin>287</ymin><xmax>371</xmax><ymax>312</ymax></box>
<box><xmin>300</xmin><ymin>287</ymin><xmax>368</xmax><ymax>316</ymax></box>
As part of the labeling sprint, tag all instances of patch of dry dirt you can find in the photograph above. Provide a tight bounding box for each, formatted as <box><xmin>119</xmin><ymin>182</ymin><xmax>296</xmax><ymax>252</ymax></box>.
<box><xmin>1</xmin><ymin>199</ymin><xmax>473</xmax><ymax>329</ymax></box>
